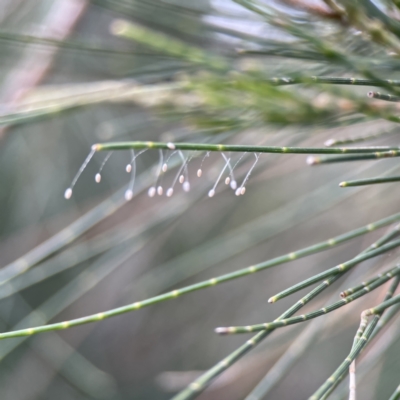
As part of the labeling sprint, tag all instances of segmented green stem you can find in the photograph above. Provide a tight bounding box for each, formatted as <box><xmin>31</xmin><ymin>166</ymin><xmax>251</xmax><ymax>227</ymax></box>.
<box><xmin>1</xmin><ymin>211</ymin><xmax>400</xmax><ymax>339</ymax></box>
<box><xmin>173</xmin><ymin>275</ymin><xmax>343</xmax><ymax>400</ymax></box>
<box><xmin>368</xmin><ymin>91</ymin><xmax>400</xmax><ymax>102</ymax></box>
<box><xmin>308</xmin><ymin>151</ymin><xmax>400</xmax><ymax>165</ymax></box>
<box><xmin>363</xmin><ymin>293</ymin><xmax>400</xmax><ymax>317</ymax></box>
<box><xmin>94</xmin><ymin>141</ymin><xmax>400</xmax><ymax>155</ymax></box>
<box><xmin>340</xmin><ymin>176</ymin><xmax>400</xmax><ymax>187</ymax></box>
<box><xmin>324</xmin><ymin>127</ymin><xmax>400</xmax><ymax>147</ymax></box>
<box><xmin>341</xmin><ymin>261</ymin><xmax>400</xmax><ymax>298</ymax></box>
<box><xmin>215</xmin><ymin>265</ymin><xmax>400</xmax><ymax>334</ymax></box>
<box><xmin>172</xmin><ymin>224</ymin><xmax>399</xmax><ymax>400</ymax></box>
<box><xmin>325</xmin><ymin>304</ymin><xmax>400</xmax><ymax>400</ymax></box>
<box><xmin>244</xmin><ymin>273</ymin><xmax>359</xmax><ymax>400</ymax></box>
<box><xmin>309</xmin><ymin>276</ymin><xmax>400</xmax><ymax>399</ymax></box>
<box><xmin>268</xmin><ymin>237</ymin><xmax>400</xmax><ymax>303</ymax></box>
<box><xmin>340</xmin><ymin>223</ymin><xmax>400</xmax><ymax>297</ymax></box>
<box><xmin>388</xmin><ymin>383</ymin><xmax>400</xmax><ymax>400</ymax></box>
<box><xmin>268</xmin><ymin>77</ymin><xmax>400</xmax><ymax>87</ymax></box>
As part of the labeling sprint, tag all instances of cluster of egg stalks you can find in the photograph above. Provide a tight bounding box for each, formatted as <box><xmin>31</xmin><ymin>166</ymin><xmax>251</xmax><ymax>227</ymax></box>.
<box><xmin>64</xmin><ymin>149</ymin><xmax>253</xmax><ymax>201</ymax></box>
<box><xmin>143</xmin><ymin>162</ymin><xmax>245</xmax><ymax>200</ymax></box>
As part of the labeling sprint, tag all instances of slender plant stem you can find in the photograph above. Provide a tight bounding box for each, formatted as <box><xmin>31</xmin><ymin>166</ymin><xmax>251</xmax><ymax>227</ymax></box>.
<box><xmin>324</xmin><ymin>127</ymin><xmax>400</xmax><ymax>147</ymax></box>
<box><xmin>309</xmin><ymin>277</ymin><xmax>400</xmax><ymax>399</ymax></box>
<box><xmin>244</xmin><ymin>271</ymin><xmax>360</xmax><ymax>400</ymax></box>
<box><xmin>172</xmin><ymin>274</ymin><xmax>343</xmax><ymax>400</ymax></box>
<box><xmin>341</xmin><ymin>259</ymin><xmax>400</xmax><ymax>298</ymax></box>
<box><xmin>94</xmin><ymin>141</ymin><xmax>400</xmax><ymax>155</ymax></box>
<box><xmin>268</xmin><ymin>238</ymin><xmax>400</xmax><ymax>303</ymax></box>
<box><xmin>368</xmin><ymin>91</ymin><xmax>400</xmax><ymax>102</ymax></box>
<box><xmin>243</xmin><ymin>225</ymin><xmax>400</xmax><ymax>399</ymax></box>
<box><xmin>340</xmin><ymin>176</ymin><xmax>400</xmax><ymax>187</ymax></box>
<box><xmin>308</xmin><ymin>151</ymin><xmax>400</xmax><ymax>165</ymax></box>
<box><xmin>363</xmin><ymin>293</ymin><xmax>400</xmax><ymax>316</ymax></box>
<box><xmin>1</xmin><ymin>212</ymin><xmax>400</xmax><ymax>339</ymax></box>
<box><xmin>321</xmin><ymin>303</ymin><xmax>400</xmax><ymax>400</ymax></box>
<box><xmin>171</xmin><ymin>224</ymin><xmax>400</xmax><ymax>400</ymax></box>
<box><xmin>215</xmin><ymin>265</ymin><xmax>400</xmax><ymax>334</ymax></box>
<box><xmin>268</xmin><ymin>76</ymin><xmax>400</xmax><ymax>87</ymax></box>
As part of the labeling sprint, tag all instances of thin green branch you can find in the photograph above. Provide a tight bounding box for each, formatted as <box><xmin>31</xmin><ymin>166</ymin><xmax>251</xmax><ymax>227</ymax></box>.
<box><xmin>173</xmin><ymin>274</ymin><xmax>344</xmax><ymax>400</ymax></box>
<box><xmin>1</xmin><ymin>211</ymin><xmax>400</xmax><ymax>339</ymax></box>
<box><xmin>324</xmin><ymin>127</ymin><xmax>400</xmax><ymax>147</ymax></box>
<box><xmin>216</xmin><ymin>265</ymin><xmax>400</xmax><ymax>335</ymax></box>
<box><xmin>243</xmin><ymin>221</ymin><xmax>400</xmax><ymax>399</ymax></box>
<box><xmin>363</xmin><ymin>293</ymin><xmax>400</xmax><ymax>316</ymax></box>
<box><xmin>341</xmin><ymin>258</ymin><xmax>400</xmax><ymax>298</ymax></box>
<box><xmin>307</xmin><ymin>151</ymin><xmax>400</xmax><ymax>165</ymax></box>
<box><xmin>309</xmin><ymin>276</ymin><xmax>400</xmax><ymax>399</ymax></box>
<box><xmin>169</xmin><ymin>222</ymin><xmax>400</xmax><ymax>399</ymax></box>
<box><xmin>326</xmin><ymin>303</ymin><xmax>400</xmax><ymax>400</ymax></box>
<box><xmin>94</xmin><ymin>141</ymin><xmax>400</xmax><ymax>155</ymax></box>
<box><xmin>340</xmin><ymin>176</ymin><xmax>400</xmax><ymax>187</ymax></box>
<box><xmin>368</xmin><ymin>91</ymin><xmax>400</xmax><ymax>102</ymax></box>
<box><xmin>268</xmin><ymin>237</ymin><xmax>400</xmax><ymax>303</ymax></box>
<box><xmin>243</xmin><ymin>271</ymin><xmax>361</xmax><ymax>400</ymax></box>
<box><xmin>268</xmin><ymin>76</ymin><xmax>400</xmax><ymax>87</ymax></box>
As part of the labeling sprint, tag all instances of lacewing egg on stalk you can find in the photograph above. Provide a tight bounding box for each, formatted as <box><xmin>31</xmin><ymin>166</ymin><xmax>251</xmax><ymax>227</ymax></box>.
<box><xmin>64</xmin><ymin>188</ymin><xmax>73</xmax><ymax>199</ymax></box>
<box><xmin>125</xmin><ymin>189</ymin><xmax>133</xmax><ymax>201</ymax></box>
<box><xmin>148</xmin><ymin>187</ymin><xmax>156</xmax><ymax>197</ymax></box>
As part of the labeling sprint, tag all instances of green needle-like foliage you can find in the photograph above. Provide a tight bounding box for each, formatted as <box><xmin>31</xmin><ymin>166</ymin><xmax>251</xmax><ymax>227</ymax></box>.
<box><xmin>216</xmin><ymin>265</ymin><xmax>400</xmax><ymax>335</ymax></box>
<box><xmin>1</xmin><ymin>212</ymin><xmax>399</xmax><ymax>339</ymax></box>
<box><xmin>3</xmin><ymin>0</ymin><xmax>400</xmax><ymax>399</ymax></box>
<box><xmin>310</xmin><ymin>276</ymin><xmax>400</xmax><ymax>399</ymax></box>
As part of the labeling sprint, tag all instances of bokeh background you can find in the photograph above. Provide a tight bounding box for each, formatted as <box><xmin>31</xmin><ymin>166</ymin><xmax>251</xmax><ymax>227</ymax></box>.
<box><xmin>0</xmin><ymin>1</ymin><xmax>399</xmax><ymax>399</ymax></box>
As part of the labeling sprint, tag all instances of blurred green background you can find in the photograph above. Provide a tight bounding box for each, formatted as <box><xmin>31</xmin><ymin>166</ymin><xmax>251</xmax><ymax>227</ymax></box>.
<box><xmin>0</xmin><ymin>1</ymin><xmax>400</xmax><ymax>399</ymax></box>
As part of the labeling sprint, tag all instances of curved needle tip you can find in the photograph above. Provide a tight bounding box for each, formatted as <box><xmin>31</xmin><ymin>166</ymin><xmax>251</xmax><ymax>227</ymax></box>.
<box><xmin>268</xmin><ymin>297</ymin><xmax>275</xmax><ymax>303</ymax></box>
<box><xmin>339</xmin><ymin>182</ymin><xmax>347</xmax><ymax>187</ymax></box>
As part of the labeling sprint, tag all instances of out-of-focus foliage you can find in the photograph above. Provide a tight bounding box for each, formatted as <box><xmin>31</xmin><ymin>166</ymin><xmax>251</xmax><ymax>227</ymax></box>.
<box><xmin>1</xmin><ymin>1</ymin><xmax>400</xmax><ymax>400</ymax></box>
